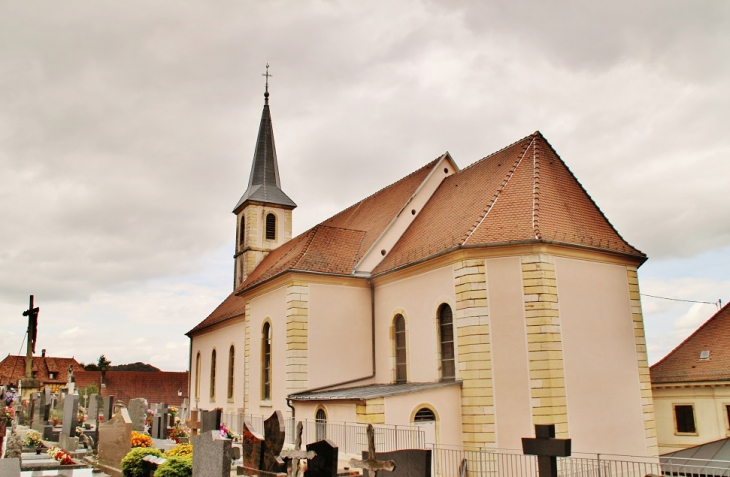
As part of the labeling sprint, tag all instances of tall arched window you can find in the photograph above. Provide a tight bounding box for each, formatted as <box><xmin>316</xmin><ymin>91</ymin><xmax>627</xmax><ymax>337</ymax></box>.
<box><xmin>315</xmin><ymin>408</ymin><xmax>327</xmax><ymax>441</ymax></box>
<box><xmin>439</xmin><ymin>304</ymin><xmax>455</xmax><ymax>381</ymax></box>
<box><xmin>265</xmin><ymin>213</ymin><xmax>276</xmax><ymax>240</ymax></box>
<box><xmin>394</xmin><ymin>314</ymin><xmax>407</xmax><ymax>383</ymax></box>
<box><xmin>210</xmin><ymin>349</ymin><xmax>217</xmax><ymax>399</ymax></box>
<box><xmin>227</xmin><ymin>345</ymin><xmax>235</xmax><ymax>400</ymax></box>
<box><xmin>195</xmin><ymin>352</ymin><xmax>201</xmax><ymax>399</ymax></box>
<box><xmin>262</xmin><ymin>322</ymin><xmax>272</xmax><ymax>400</ymax></box>
<box><xmin>239</xmin><ymin>217</ymin><xmax>245</xmax><ymax>245</ymax></box>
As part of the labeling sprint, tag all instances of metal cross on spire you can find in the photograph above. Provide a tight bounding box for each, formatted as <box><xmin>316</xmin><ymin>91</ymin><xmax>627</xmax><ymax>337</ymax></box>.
<box><xmin>262</xmin><ymin>63</ymin><xmax>272</xmax><ymax>103</ymax></box>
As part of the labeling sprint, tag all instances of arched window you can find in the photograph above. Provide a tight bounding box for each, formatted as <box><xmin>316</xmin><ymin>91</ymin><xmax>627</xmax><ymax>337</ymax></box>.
<box><xmin>265</xmin><ymin>213</ymin><xmax>276</xmax><ymax>240</ymax></box>
<box><xmin>439</xmin><ymin>304</ymin><xmax>455</xmax><ymax>381</ymax></box>
<box><xmin>227</xmin><ymin>345</ymin><xmax>235</xmax><ymax>400</ymax></box>
<box><xmin>394</xmin><ymin>314</ymin><xmax>407</xmax><ymax>383</ymax></box>
<box><xmin>262</xmin><ymin>322</ymin><xmax>272</xmax><ymax>400</ymax></box>
<box><xmin>414</xmin><ymin>407</ymin><xmax>436</xmax><ymax>422</ymax></box>
<box><xmin>210</xmin><ymin>349</ymin><xmax>217</xmax><ymax>399</ymax></box>
<box><xmin>195</xmin><ymin>352</ymin><xmax>201</xmax><ymax>399</ymax></box>
<box><xmin>315</xmin><ymin>408</ymin><xmax>327</xmax><ymax>441</ymax></box>
<box><xmin>239</xmin><ymin>217</ymin><xmax>245</xmax><ymax>245</ymax></box>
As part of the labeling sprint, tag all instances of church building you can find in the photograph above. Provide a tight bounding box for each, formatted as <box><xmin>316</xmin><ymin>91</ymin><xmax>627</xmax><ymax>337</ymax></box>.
<box><xmin>186</xmin><ymin>85</ymin><xmax>658</xmax><ymax>457</ymax></box>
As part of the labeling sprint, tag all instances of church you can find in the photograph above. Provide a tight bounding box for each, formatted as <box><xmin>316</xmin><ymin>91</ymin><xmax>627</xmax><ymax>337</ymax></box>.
<box><xmin>186</xmin><ymin>84</ymin><xmax>658</xmax><ymax>457</ymax></box>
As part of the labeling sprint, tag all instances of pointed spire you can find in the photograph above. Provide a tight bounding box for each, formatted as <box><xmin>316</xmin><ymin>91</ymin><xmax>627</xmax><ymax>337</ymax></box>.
<box><xmin>233</xmin><ymin>65</ymin><xmax>297</xmax><ymax>213</ymax></box>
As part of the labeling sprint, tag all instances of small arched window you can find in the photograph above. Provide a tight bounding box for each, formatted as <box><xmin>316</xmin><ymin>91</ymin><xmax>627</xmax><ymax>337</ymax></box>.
<box><xmin>394</xmin><ymin>314</ymin><xmax>407</xmax><ymax>383</ymax></box>
<box><xmin>210</xmin><ymin>349</ymin><xmax>217</xmax><ymax>399</ymax></box>
<box><xmin>195</xmin><ymin>352</ymin><xmax>201</xmax><ymax>399</ymax></box>
<box><xmin>315</xmin><ymin>408</ymin><xmax>327</xmax><ymax>441</ymax></box>
<box><xmin>262</xmin><ymin>322</ymin><xmax>272</xmax><ymax>400</ymax></box>
<box><xmin>228</xmin><ymin>345</ymin><xmax>235</xmax><ymax>400</ymax></box>
<box><xmin>414</xmin><ymin>407</ymin><xmax>436</xmax><ymax>422</ymax></box>
<box><xmin>439</xmin><ymin>304</ymin><xmax>455</xmax><ymax>381</ymax></box>
<box><xmin>265</xmin><ymin>213</ymin><xmax>276</xmax><ymax>240</ymax></box>
<box><xmin>239</xmin><ymin>217</ymin><xmax>245</xmax><ymax>245</ymax></box>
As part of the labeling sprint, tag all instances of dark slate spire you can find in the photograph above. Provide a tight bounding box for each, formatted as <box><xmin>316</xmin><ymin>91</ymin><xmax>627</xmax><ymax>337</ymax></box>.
<box><xmin>233</xmin><ymin>66</ymin><xmax>297</xmax><ymax>213</ymax></box>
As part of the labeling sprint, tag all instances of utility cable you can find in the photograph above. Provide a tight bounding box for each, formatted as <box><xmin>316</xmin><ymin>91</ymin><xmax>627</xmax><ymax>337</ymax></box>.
<box><xmin>641</xmin><ymin>293</ymin><xmax>721</xmax><ymax>309</ymax></box>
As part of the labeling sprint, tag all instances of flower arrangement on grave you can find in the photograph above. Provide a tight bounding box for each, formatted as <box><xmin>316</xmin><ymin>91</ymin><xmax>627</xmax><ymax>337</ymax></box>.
<box><xmin>131</xmin><ymin>430</ymin><xmax>153</xmax><ymax>448</ymax></box>
<box><xmin>154</xmin><ymin>455</ymin><xmax>192</xmax><ymax>477</ymax></box>
<box><xmin>24</xmin><ymin>430</ymin><xmax>43</xmax><ymax>447</ymax></box>
<box><xmin>47</xmin><ymin>446</ymin><xmax>74</xmax><ymax>465</ymax></box>
<box><xmin>168</xmin><ymin>406</ymin><xmax>178</xmax><ymax>419</ymax></box>
<box><xmin>145</xmin><ymin>409</ymin><xmax>155</xmax><ymax>428</ymax></box>
<box><xmin>75</xmin><ymin>426</ymin><xmax>84</xmax><ymax>437</ymax></box>
<box><xmin>121</xmin><ymin>447</ymin><xmax>164</xmax><ymax>477</ymax></box>
<box><xmin>167</xmin><ymin>425</ymin><xmax>189</xmax><ymax>443</ymax></box>
<box><xmin>0</xmin><ymin>406</ymin><xmax>14</xmax><ymax>424</ymax></box>
<box><xmin>165</xmin><ymin>442</ymin><xmax>192</xmax><ymax>458</ymax></box>
<box><xmin>219</xmin><ymin>423</ymin><xmax>239</xmax><ymax>441</ymax></box>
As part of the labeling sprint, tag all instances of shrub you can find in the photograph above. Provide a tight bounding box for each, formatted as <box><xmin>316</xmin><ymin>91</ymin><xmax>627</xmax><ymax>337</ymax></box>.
<box><xmin>121</xmin><ymin>447</ymin><xmax>164</xmax><ymax>477</ymax></box>
<box><xmin>154</xmin><ymin>455</ymin><xmax>192</xmax><ymax>477</ymax></box>
<box><xmin>166</xmin><ymin>443</ymin><xmax>192</xmax><ymax>458</ymax></box>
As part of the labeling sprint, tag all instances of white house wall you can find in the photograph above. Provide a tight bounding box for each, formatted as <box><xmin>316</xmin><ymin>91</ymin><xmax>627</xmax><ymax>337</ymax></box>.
<box><xmin>384</xmin><ymin>385</ymin><xmax>463</xmax><ymax>446</ymax></box>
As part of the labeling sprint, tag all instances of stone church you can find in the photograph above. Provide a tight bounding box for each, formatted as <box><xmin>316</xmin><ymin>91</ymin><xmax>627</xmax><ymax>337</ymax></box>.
<box><xmin>186</xmin><ymin>87</ymin><xmax>658</xmax><ymax>456</ymax></box>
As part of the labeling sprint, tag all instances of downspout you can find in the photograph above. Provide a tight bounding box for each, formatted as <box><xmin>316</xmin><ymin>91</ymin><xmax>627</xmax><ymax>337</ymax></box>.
<box><xmin>187</xmin><ymin>336</ymin><xmax>193</xmax><ymax>408</ymax></box>
<box><xmin>287</xmin><ymin>279</ymin><xmax>377</xmax><ymax>404</ymax></box>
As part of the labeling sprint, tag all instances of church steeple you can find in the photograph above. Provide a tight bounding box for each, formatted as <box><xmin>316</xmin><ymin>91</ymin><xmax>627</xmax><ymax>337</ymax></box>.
<box><xmin>232</xmin><ymin>65</ymin><xmax>296</xmax><ymax>289</ymax></box>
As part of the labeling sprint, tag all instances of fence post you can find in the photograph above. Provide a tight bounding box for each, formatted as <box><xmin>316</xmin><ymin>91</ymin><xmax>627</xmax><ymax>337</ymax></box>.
<box><xmin>597</xmin><ymin>453</ymin><xmax>602</xmax><ymax>477</ymax></box>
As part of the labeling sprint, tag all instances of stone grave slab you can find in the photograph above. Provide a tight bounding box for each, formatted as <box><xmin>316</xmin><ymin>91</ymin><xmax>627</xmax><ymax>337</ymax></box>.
<box><xmin>240</xmin><ymin>422</ymin><xmax>264</xmax><ymax>470</ymax></box>
<box><xmin>59</xmin><ymin>433</ymin><xmax>80</xmax><ymax>453</ymax></box>
<box><xmin>193</xmin><ymin>430</ymin><xmax>232</xmax><ymax>477</ymax></box>
<box><xmin>0</xmin><ymin>458</ymin><xmax>20</xmax><ymax>477</ymax></box>
<box><xmin>87</xmin><ymin>394</ymin><xmax>98</xmax><ymax>421</ymax></box>
<box><xmin>126</xmin><ymin>398</ymin><xmax>146</xmax><ymax>432</ymax></box>
<box><xmin>362</xmin><ymin>449</ymin><xmax>431</xmax><ymax>477</ymax></box>
<box><xmin>98</xmin><ymin>408</ymin><xmax>132</xmax><ymax>477</ymax></box>
<box><xmin>304</xmin><ymin>439</ymin><xmax>338</xmax><ymax>477</ymax></box>
<box><xmin>261</xmin><ymin>411</ymin><xmax>286</xmax><ymax>474</ymax></box>
<box><xmin>61</xmin><ymin>395</ymin><xmax>79</xmax><ymax>438</ymax></box>
<box><xmin>201</xmin><ymin>408</ymin><xmax>222</xmax><ymax>434</ymax></box>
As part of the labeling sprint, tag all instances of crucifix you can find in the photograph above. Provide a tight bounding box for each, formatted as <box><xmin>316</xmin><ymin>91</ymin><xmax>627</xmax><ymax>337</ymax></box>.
<box><xmin>521</xmin><ymin>424</ymin><xmax>571</xmax><ymax>477</ymax></box>
<box><xmin>350</xmin><ymin>424</ymin><xmax>396</xmax><ymax>476</ymax></box>
<box><xmin>22</xmin><ymin>295</ymin><xmax>40</xmax><ymax>381</ymax></box>
<box><xmin>279</xmin><ymin>421</ymin><xmax>316</xmax><ymax>477</ymax></box>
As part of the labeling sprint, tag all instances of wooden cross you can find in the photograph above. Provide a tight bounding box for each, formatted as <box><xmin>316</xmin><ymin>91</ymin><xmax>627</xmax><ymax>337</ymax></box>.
<box><xmin>185</xmin><ymin>409</ymin><xmax>201</xmax><ymax>437</ymax></box>
<box><xmin>279</xmin><ymin>421</ymin><xmax>316</xmax><ymax>477</ymax></box>
<box><xmin>22</xmin><ymin>295</ymin><xmax>40</xmax><ymax>379</ymax></box>
<box><xmin>349</xmin><ymin>424</ymin><xmax>396</xmax><ymax>475</ymax></box>
<box><xmin>521</xmin><ymin>424</ymin><xmax>571</xmax><ymax>477</ymax></box>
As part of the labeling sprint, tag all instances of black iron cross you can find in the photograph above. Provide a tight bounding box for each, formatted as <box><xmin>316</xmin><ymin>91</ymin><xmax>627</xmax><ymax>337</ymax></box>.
<box><xmin>521</xmin><ymin>424</ymin><xmax>571</xmax><ymax>477</ymax></box>
<box><xmin>22</xmin><ymin>295</ymin><xmax>40</xmax><ymax>353</ymax></box>
<box><xmin>279</xmin><ymin>421</ymin><xmax>316</xmax><ymax>477</ymax></box>
<box><xmin>262</xmin><ymin>64</ymin><xmax>272</xmax><ymax>92</ymax></box>
<box><xmin>350</xmin><ymin>424</ymin><xmax>396</xmax><ymax>475</ymax></box>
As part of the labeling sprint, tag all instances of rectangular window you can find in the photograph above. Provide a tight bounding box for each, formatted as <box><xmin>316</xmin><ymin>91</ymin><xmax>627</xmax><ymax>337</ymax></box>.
<box><xmin>674</xmin><ymin>405</ymin><xmax>696</xmax><ymax>434</ymax></box>
<box><xmin>726</xmin><ymin>405</ymin><xmax>730</xmax><ymax>430</ymax></box>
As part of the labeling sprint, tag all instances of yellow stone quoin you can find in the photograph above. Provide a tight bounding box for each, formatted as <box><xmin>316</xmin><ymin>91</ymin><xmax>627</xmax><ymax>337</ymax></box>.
<box><xmin>286</xmin><ymin>282</ymin><xmax>309</xmax><ymax>394</ymax></box>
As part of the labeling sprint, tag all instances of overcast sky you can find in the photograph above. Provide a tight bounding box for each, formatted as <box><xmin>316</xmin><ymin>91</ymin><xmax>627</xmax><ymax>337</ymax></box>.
<box><xmin>1</xmin><ymin>0</ymin><xmax>728</xmax><ymax>372</ymax></box>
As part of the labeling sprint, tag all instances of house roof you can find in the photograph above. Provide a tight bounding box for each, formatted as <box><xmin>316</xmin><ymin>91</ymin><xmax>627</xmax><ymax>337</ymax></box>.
<box><xmin>189</xmin><ymin>131</ymin><xmax>644</xmax><ymax>336</ymax></box>
<box><xmin>0</xmin><ymin>355</ymin><xmax>83</xmax><ymax>387</ymax></box>
<box><xmin>289</xmin><ymin>381</ymin><xmax>461</xmax><ymax>401</ymax></box>
<box><xmin>651</xmin><ymin>303</ymin><xmax>730</xmax><ymax>384</ymax></box>
<box><xmin>661</xmin><ymin>437</ymin><xmax>730</xmax><ymax>471</ymax></box>
<box><xmin>75</xmin><ymin>370</ymin><xmax>188</xmax><ymax>407</ymax></box>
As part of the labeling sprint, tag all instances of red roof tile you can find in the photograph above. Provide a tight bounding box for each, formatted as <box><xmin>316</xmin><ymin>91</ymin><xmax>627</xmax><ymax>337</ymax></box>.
<box><xmin>0</xmin><ymin>355</ymin><xmax>83</xmax><ymax>387</ymax></box>
<box><xmin>650</xmin><ymin>303</ymin><xmax>730</xmax><ymax>384</ymax></box>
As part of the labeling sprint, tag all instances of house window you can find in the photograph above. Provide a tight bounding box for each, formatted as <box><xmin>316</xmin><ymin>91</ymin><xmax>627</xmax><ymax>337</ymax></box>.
<box><xmin>394</xmin><ymin>314</ymin><xmax>407</xmax><ymax>383</ymax></box>
<box><xmin>674</xmin><ymin>405</ymin><xmax>696</xmax><ymax>434</ymax></box>
<box><xmin>265</xmin><ymin>213</ymin><xmax>276</xmax><ymax>240</ymax></box>
<box><xmin>262</xmin><ymin>322</ymin><xmax>272</xmax><ymax>400</ymax></box>
<box><xmin>726</xmin><ymin>405</ymin><xmax>730</xmax><ymax>430</ymax></box>
<box><xmin>210</xmin><ymin>349</ymin><xmax>217</xmax><ymax>400</ymax></box>
<box><xmin>49</xmin><ymin>372</ymin><xmax>56</xmax><ymax>380</ymax></box>
<box><xmin>195</xmin><ymin>352</ymin><xmax>201</xmax><ymax>399</ymax></box>
<box><xmin>439</xmin><ymin>304</ymin><xmax>455</xmax><ymax>381</ymax></box>
<box><xmin>239</xmin><ymin>217</ymin><xmax>245</xmax><ymax>245</ymax></box>
<box><xmin>315</xmin><ymin>408</ymin><xmax>327</xmax><ymax>441</ymax></box>
<box><xmin>414</xmin><ymin>407</ymin><xmax>436</xmax><ymax>422</ymax></box>
<box><xmin>228</xmin><ymin>345</ymin><xmax>235</xmax><ymax>400</ymax></box>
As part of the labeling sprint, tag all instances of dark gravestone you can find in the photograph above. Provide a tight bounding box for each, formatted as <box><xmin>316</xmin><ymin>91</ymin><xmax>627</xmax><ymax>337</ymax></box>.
<box><xmin>262</xmin><ymin>411</ymin><xmax>286</xmax><ymax>474</ymax></box>
<box><xmin>350</xmin><ymin>424</ymin><xmax>395</xmax><ymax>475</ymax></box>
<box><xmin>61</xmin><ymin>394</ymin><xmax>79</xmax><ymax>438</ymax></box>
<box><xmin>240</xmin><ymin>422</ymin><xmax>265</xmax><ymax>470</ymax></box>
<box><xmin>201</xmin><ymin>408</ymin><xmax>222</xmax><ymax>434</ymax></box>
<box><xmin>87</xmin><ymin>394</ymin><xmax>99</xmax><ymax>421</ymax></box>
<box><xmin>193</xmin><ymin>430</ymin><xmax>232</xmax><ymax>477</ymax></box>
<box><xmin>362</xmin><ymin>449</ymin><xmax>431</xmax><ymax>477</ymax></box>
<box><xmin>521</xmin><ymin>424</ymin><xmax>571</xmax><ymax>477</ymax></box>
<box><xmin>304</xmin><ymin>440</ymin><xmax>338</xmax><ymax>477</ymax></box>
<box><xmin>152</xmin><ymin>403</ymin><xmax>168</xmax><ymax>439</ymax></box>
<box><xmin>102</xmin><ymin>395</ymin><xmax>115</xmax><ymax>422</ymax></box>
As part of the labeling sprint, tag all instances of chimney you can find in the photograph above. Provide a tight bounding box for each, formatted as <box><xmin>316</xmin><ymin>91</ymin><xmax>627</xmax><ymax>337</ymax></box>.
<box><xmin>42</xmin><ymin>349</ymin><xmax>46</xmax><ymax>357</ymax></box>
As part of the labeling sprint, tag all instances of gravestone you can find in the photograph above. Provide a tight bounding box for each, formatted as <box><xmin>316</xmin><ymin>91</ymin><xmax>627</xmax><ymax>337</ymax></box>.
<box><xmin>0</xmin><ymin>458</ymin><xmax>20</xmax><ymax>477</ymax></box>
<box><xmin>240</xmin><ymin>422</ymin><xmax>265</xmax><ymax>470</ymax></box>
<box><xmin>362</xmin><ymin>449</ymin><xmax>431</xmax><ymax>477</ymax></box>
<box><xmin>30</xmin><ymin>388</ymin><xmax>53</xmax><ymax>440</ymax></box>
<box><xmin>201</xmin><ymin>408</ymin><xmax>222</xmax><ymax>434</ymax></box>
<box><xmin>304</xmin><ymin>440</ymin><xmax>338</xmax><ymax>477</ymax></box>
<box><xmin>185</xmin><ymin>409</ymin><xmax>201</xmax><ymax>438</ymax></box>
<box><xmin>262</xmin><ymin>411</ymin><xmax>286</xmax><ymax>474</ymax></box>
<box><xmin>102</xmin><ymin>395</ymin><xmax>115</xmax><ymax>422</ymax></box>
<box><xmin>151</xmin><ymin>403</ymin><xmax>168</xmax><ymax>439</ymax></box>
<box><xmin>180</xmin><ymin>397</ymin><xmax>189</xmax><ymax>422</ymax></box>
<box><xmin>98</xmin><ymin>408</ymin><xmax>132</xmax><ymax>477</ymax></box>
<box><xmin>59</xmin><ymin>393</ymin><xmax>80</xmax><ymax>453</ymax></box>
<box><xmin>193</xmin><ymin>430</ymin><xmax>232</xmax><ymax>477</ymax></box>
<box><xmin>87</xmin><ymin>394</ymin><xmax>99</xmax><ymax>421</ymax></box>
<box><xmin>280</xmin><ymin>422</ymin><xmax>316</xmax><ymax>477</ymax></box>
<box><xmin>521</xmin><ymin>424</ymin><xmax>571</xmax><ymax>477</ymax></box>
<box><xmin>127</xmin><ymin>398</ymin><xmax>146</xmax><ymax>432</ymax></box>
<box><xmin>350</xmin><ymin>424</ymin><xmax>395</xmax><ymax>475</ymax></box>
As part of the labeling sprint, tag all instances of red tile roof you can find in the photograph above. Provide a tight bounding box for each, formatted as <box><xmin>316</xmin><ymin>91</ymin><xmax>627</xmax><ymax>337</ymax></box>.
<box><xmin>0</xmin><ymin>355</ymin><xmax>83</xmax><ymax>387</ymax></box>
<box><xmin>75</xmin><ymin>370</ymin><xmax>189</xmax><ymax>407</ymax></box>
<box><xmin>651</xmin><ymin>303</ymin><xmax>730</xmax><ymax>384</ymax></box>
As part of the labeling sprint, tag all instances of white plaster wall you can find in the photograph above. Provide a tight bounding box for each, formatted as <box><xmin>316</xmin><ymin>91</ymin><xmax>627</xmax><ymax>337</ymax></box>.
<box><xmin>309</xmin><ymin>284</ymin><xmax>372</xmax><ymax>389</ymax></box>
<box><xmin>384</xmin><ymin>385</ymin><xmax>463</xmax><ymax>446</ymax></box>
<box><xmin>293</xmin><ymin>401</ymin><xmax>358</xmax><ymax>425</ymax></box>
<box><xmin>247</xmin><ymin>286</ymin><xmax>289</xmax><ymax>416</ymax></box>
<box><xmin>653</xmin><ymin>385</ymin><xmax>730</xmax><ymax>453</ymax></box>
<box><xmin>374</xmin><ymin>266</ymin><xmax>455</xmax><ymax>383</ymax></box>
<box><xmin>555</xmin><ymin>257</ymin><xmax>647</xmax><ymax>456</ymax></box>
<box><xmin>486</xmin><ymin>257</ymin><xmax>533</xmax><ymax>451</ymax></box>
<box><xmin>190</xmin><ymin>320</ymin><xmax>245</xmax><ymax>413</ymax></box>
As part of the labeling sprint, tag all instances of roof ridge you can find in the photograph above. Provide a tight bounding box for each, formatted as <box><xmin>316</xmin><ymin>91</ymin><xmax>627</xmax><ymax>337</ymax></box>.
<box><xmin>462</xmin><ymin>136</ymin><xmax>536</xmax><ymax>245</ymax></box>
<box><xmin>533</xmin><ymin>135</ymin><xmax>541</xmax><ymax>240</ymax></box>
<box><xmin>457</xmin><ymin>131</ymin><xmax>538</xmax><ymax>174</ymax></box>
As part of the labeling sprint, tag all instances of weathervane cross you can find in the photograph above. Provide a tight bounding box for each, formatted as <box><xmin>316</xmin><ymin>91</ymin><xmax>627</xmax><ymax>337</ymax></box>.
<box><xmin>263</xmin><ymin>63</ymin><xmax>272</xmax><ymax>93</ymax></box>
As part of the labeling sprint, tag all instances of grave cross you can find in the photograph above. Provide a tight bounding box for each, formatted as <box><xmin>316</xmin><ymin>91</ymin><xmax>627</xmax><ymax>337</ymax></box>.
<box><xmin>22</xmin><ymin>295</ymin><xmax>40</xmax><ymax>380</ymax></box>
<box><xmin>279</xmin><ymin>422</ymin><xmax>316</xmax><ymax>477</ymax></box>
<box><xmin>349</xmin><ymin>424</ymin><xmax>396</xmax><ymax>475</ymax></box>
<box><xmin>185</xmin><ymin>409</ymin><xmax>201</xmax><ymax>438</ymax></box>
<box><xmin>521</xmin><ymin>424</ymin><xmax>571</xmax><ymax>477</ymax></box>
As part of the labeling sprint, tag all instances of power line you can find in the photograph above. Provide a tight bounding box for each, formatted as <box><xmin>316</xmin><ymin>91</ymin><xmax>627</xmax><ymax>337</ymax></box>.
<box><xmin>8</xmin><ymin>331</ymin><xmax>28</xmax><ymax>386</ymax></box>
<box><xmin>641</xmin><ymin>293</ymin><xmax>721</xmax><ymax>309</ymax></box>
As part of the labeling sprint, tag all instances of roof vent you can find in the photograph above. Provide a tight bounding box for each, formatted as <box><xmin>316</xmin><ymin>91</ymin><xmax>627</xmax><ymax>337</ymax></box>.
<box><xmin>699</xmin><ymin>350</ymin><xmax>710</xmax><ymax>360</ymax></box>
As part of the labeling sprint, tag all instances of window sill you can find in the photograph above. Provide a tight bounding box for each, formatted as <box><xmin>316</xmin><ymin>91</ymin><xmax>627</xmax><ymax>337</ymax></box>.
<box><xmin>674</xmin><ymin>432</ymin><xmax>698</xmax><ymax>436</ymax></box>
<box><xmin>260</xmin><ymin>400</ymin><xmax>273</xmax><ymax>408</ymax></box>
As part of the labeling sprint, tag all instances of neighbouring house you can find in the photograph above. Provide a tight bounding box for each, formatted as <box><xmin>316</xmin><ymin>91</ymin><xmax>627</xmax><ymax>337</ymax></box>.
<box><xmin>75</xmin><ymin>370</ymin><xmax>189</xmax><ymax>407</ymax></box>
<box><xmin>0</xmin><ymin>352</ymin><xmax>83</xmax><ymax>399</ymax></box>
<box><xmin>186</xmin><ymin>86</ymin><xmax>658</xmax><ymax>457</ymax></box>
<box><xmin>651</xmin><ymin>303</ymin><xmax>730</xmax><ymax>454</ymax></box>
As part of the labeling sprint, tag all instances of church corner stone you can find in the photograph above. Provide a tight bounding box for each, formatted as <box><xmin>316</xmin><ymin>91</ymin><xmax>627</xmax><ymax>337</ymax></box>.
<box><xmin>286</xmin><ymin>282</ymin><xmax>309</xmax><ymax>396</ymax></box>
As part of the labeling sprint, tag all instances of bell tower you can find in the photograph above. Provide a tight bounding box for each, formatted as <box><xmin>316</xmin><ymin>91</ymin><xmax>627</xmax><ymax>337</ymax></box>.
<box><xmin>232</xmin><ymin>65</ymin><xmax>296</xmax><ymax>289</ymax></box>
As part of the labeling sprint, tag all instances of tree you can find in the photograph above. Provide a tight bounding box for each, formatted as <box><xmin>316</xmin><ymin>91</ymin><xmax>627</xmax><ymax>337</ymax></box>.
<box><xmin>97</xmin><ymin>355</ymin><xmax>112</xmax><ymax>371</ymax></box>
